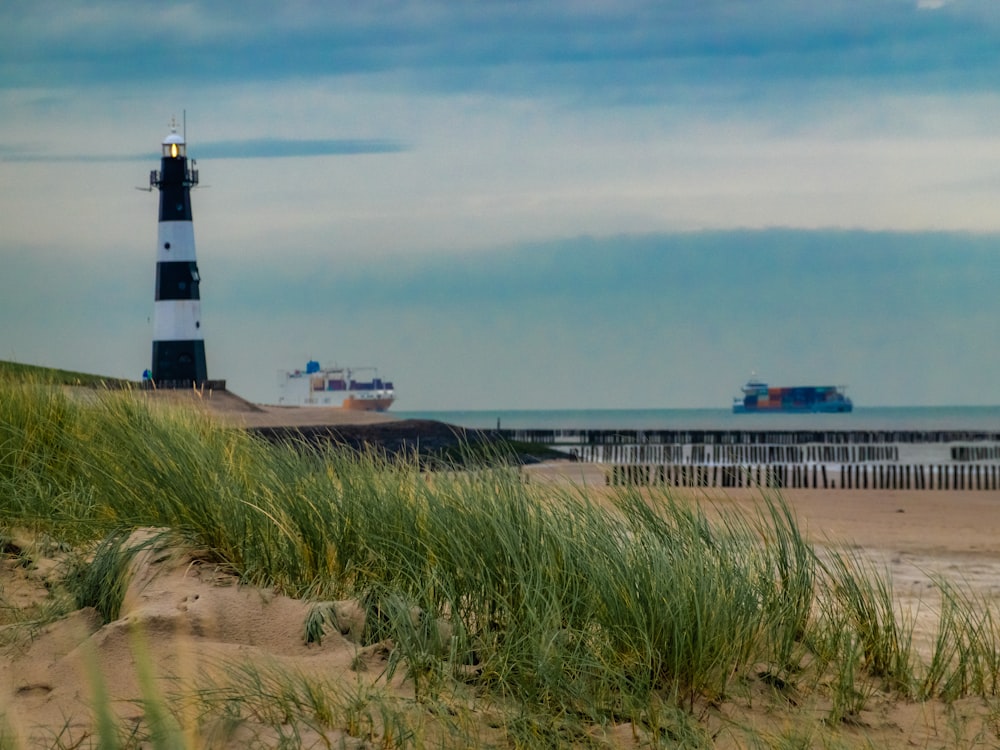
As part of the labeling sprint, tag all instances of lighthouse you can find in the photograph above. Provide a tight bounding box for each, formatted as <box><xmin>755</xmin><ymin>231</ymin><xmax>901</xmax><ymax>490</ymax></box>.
<box><xmin>148</xmin><ymin>120</ymin><xmax>207</xmax><ymax>387</ymax></box>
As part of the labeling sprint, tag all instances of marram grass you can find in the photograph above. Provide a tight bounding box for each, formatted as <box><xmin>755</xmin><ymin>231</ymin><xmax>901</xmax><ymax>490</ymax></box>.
<box><xmin>3</xmin><ymin>379</ymin><xmax>1000</xmax><ymax>747</ymax></box>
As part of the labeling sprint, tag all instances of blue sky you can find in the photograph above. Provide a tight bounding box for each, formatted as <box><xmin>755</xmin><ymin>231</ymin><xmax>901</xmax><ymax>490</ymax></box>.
<box><xmin>2</xmin><ymin>0</ymin><xmax>1000</xmax><ymax>408</ymax></box>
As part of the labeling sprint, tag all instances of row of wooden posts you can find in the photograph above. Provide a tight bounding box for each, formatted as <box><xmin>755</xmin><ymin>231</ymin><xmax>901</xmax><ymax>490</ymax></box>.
<box><xmin>605</xmin><ymin>463</ymin><xmax>1000</xmax><ymax>491</ymax></box>
<box><xmin>577</xmin><ymin>443</ymin><xmax>902</xmax><ymax>465</ymax></box>
<box><xmin>507</xmin><ymin>428</ymin><xmax>1000</xmax><ymax>445</ymax></box>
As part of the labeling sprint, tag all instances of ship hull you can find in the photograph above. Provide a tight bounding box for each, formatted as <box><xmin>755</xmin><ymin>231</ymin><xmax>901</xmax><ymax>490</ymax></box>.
<box><xmin>342</xmin><ymin>396</ymin><xmax>395</xmax><ymax>412</ymax></box>
<box><xmin>733</xmin><ymin>402</ymin><xmax>853</xmax><ymax>414</ymax></box>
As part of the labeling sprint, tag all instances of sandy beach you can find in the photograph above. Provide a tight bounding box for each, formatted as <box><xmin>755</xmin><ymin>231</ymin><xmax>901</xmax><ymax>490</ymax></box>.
<box><xmin>523</xmin><ymin>462</ymin><xmax>1000</xmax><ymax>559</ymax></box>
<box><xmin>528</xmin><ymin>461</ymin><xmax>1000</xmax><ymax>628</ymax></box>
<box><xmin>140</xmin><ymin>386</ymin><xmax>402</xmax><ymax>429</ymax></box>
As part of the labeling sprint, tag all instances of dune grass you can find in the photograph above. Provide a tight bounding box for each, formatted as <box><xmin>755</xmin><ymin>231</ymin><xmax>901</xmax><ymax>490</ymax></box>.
<box><xmin>2</xmin><ymin>377</ymin><xmax>1000</xmax><ymax>746</ymax></box>
<box><xmin>0</xmin><ymin>359</ymin><xmax>132</xmax><ymax>388</ymax></box>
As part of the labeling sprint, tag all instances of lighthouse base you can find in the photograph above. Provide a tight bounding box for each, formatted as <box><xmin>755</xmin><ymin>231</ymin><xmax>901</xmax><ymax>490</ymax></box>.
<box><xmin>143</xmin><ymin>378</ymin><xmax>227</xmax><ymax>391</ymax></box>
<box><xmin>152</xmin><ymin>339</ymin><xmax>208</xmax><ymax>387</ymax></box>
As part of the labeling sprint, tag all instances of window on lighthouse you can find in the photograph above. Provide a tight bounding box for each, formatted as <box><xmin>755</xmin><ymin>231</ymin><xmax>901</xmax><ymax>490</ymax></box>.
<box><xmin>162</xmin><ymin>141</ymin><xmax>185</xmax><ymax>158</ymax></box>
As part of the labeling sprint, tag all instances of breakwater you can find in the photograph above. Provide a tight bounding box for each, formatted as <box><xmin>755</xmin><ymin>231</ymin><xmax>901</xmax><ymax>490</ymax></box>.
<box><xmin>501</xmin><ymin>428</ymin><xmax>1000</xmax><ymax>490</ymax></box>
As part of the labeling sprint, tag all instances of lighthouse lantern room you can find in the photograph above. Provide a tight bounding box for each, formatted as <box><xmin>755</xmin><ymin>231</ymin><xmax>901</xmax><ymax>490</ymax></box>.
<box><xmin>148</xmin><ymin>120</ymin><xmax>208</xmax><ymax>387</ymax></box>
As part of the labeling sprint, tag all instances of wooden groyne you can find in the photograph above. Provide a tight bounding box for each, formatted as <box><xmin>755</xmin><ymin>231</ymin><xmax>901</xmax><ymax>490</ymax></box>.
<box><xmin>605</xmin><ymin>463</ymin><xmax>1000</xmax><ymax>491</ymax></box>
<box><xmin>500</xmin><ymin>428</ymin><xmax>1000</xmax><ymax>491</ymax></box>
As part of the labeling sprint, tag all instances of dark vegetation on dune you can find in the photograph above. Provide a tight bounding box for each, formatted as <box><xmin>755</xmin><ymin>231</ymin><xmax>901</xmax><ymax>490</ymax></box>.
<box><xmin>249</xmin><ymin>420</ymin><xmax>570</xmax><ymax>467</ymax></box>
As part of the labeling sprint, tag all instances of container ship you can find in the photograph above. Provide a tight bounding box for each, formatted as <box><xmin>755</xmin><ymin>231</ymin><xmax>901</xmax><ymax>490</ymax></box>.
<box><xmin>733</xmin><ymin>378</ymin><xmax>852</xmax><ymax>414</ymax></box>
<box><xmin>279</xmin><ymin>360</ymin><xmax>395</xmax><ymax>411</ymax></box>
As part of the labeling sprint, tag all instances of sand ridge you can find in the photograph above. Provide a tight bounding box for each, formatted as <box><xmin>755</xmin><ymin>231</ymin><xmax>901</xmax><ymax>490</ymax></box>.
<box><xmin>1</xmin><ymin>530</ymin><xmax>400</xmax><ymax>748</ymax></box>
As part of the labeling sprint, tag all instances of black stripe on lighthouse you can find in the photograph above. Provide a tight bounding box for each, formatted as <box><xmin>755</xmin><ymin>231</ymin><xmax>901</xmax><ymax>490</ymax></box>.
<box><xmin>157</xmin><ymin>156</ymin><xmax>193</xmax><ymax>221</ymax></box>
<box><xmin>155</xmin><ymin>261</ymin><xmax>201</xmax><ymax>301</ymax></box>
<box><xmin>152</xmin><ymin>340</ymin><xmax>207</xmax><ymax>385</ymax></box>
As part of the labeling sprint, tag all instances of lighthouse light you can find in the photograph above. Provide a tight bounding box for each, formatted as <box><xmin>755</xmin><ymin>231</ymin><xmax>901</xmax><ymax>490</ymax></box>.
<box><xmin>170</xmin><ymin>143</ymin><xmax>179</xmax><ymax>158</ymax></box>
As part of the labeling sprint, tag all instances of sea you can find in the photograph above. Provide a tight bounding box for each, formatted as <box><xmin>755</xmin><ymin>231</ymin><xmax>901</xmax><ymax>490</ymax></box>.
<box><xmin>392</xmin><ymin>406</ymin><xmax>1000</xmax><ymax>433</ymax></box>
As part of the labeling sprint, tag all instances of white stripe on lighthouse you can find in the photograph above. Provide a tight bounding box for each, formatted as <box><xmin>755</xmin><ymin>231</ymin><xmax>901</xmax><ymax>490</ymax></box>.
<box><xmin>152</xmin><ymin>300</ymin><xmax>202</xmax><ymax>341</ymax></box>
<box><xmin>156</xmin><ymin>221</ymin><xmax>197</xmax><ymax>263</ymax></box>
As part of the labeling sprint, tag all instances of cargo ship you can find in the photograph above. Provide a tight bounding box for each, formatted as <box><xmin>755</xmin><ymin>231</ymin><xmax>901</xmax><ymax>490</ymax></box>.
<box><xmin>279</xmin><ymin>360</ymin><xmax>395</xmax><ymax>411</ymax></box>
<box><xmin>733</xmin><ymin>378</ymin><xmax>852</xmax><ymax>414</ymax></box>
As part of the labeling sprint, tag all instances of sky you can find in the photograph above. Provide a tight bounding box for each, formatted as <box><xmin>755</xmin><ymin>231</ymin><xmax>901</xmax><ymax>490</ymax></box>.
<box><xmin>2</xmin><ymin>0</ymin><xmax>1000</xmax><ymax>409</ymax></box>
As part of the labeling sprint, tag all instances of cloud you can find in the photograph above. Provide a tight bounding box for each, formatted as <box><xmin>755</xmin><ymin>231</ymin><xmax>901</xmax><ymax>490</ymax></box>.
<box><xmin>244</xmin><ymin>228</ymin><xmax>999</xmax><ymax>317</ymax></box>
<box><xmin>194</xmin><ymin>138</ymin><xmax>407</xmax><ymax>160</ymax></box>
<box><xmin>0</xmin><ymin>149</ymin><xmax>156</xmax><ymax>164</ymax></box>
<box><xmin>0</xmin><ymin>138</ymin><xmax>406</xmax><ymax>163</ymax></box>
<box><xmin>3</xmin><ymin>228</ymin><xmax>998</xmax><ymax>407</ymax></box>
<box><xmin>5</xmin><ymin>1</ymin><xmax>1000</xmax><ymax>103</ymax></box>
<box><xmin>197</xmin><ymin>228</ymin><xmax>1000</xmax><ymax>407</ymax></box>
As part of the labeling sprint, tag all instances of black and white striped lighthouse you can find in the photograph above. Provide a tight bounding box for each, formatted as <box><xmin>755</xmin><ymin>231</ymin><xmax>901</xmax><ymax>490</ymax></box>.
<box><xmin>148</xmin><ymin>121</ymin><xmax>207</xmax><ymax>387</ymax></box>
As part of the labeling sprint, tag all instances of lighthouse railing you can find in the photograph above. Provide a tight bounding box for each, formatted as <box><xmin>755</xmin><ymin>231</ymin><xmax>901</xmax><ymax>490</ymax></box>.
<box><xmin>149</xmin><ymin>167</ymin><xmax>199</xmax><ymax>189</ymax></box>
